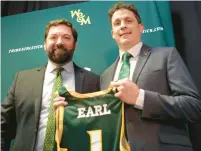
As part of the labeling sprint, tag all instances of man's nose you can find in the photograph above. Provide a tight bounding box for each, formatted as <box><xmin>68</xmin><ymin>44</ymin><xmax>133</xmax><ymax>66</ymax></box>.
<box><xmin>120</xmin><ymin>21</ymin><xmax>127</xmax><ymax>30</ymax></box>
<box><xmin>56</xmin><ymin>37</ymin><xmax>63</xmax><ymax>45</ymax></box>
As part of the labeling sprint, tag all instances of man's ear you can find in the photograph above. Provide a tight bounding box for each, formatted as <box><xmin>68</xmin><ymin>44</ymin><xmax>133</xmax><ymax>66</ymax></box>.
<box><xmin>74</xmin><ymin>42</ymin><xmax>77</xmax><ymax>51</ymax></box>
<box><xmin>140</xmin><ymin>24</ymin><xmax>144</xmax><ymax>33</ymax></box>
<box><xmin>44</xmin><ymin>41</ymin><xmax>46</xmax><ymax>50</ymax></box>
<box><xmin>111</xmin><ymin>30</ymin><xmax>115</xmax><ymax>39</ymax></box>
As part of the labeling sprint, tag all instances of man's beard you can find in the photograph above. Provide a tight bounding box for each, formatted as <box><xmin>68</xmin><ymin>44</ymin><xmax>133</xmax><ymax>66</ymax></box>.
<box><xmin>47</xmin><ymin>43</ymin><xmax>75</xmax><ymax>65</ymax></box>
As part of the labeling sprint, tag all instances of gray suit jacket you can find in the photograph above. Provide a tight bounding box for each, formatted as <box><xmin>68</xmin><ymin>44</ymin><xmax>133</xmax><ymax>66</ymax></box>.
<box><xmin>1</xmin><ymin>63</ymin><xmax>100</xmax><ymax>151</ymax></box>
<box><xmin>101</xmin><ymin>45</ymin><xmax>201</xmax><ymax>151</ymax></box>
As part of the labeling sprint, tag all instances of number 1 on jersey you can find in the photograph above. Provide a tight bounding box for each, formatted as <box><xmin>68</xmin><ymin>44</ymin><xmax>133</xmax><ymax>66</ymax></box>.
<box><xmin>87</xmin><ymin>130</ymin><xmax>102</xmax><ymax>151</ymax></box>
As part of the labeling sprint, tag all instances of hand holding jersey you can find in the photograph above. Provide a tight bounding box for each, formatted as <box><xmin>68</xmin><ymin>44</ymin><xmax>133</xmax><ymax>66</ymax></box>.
<box><xmin>111</xmin><ymin>78</ymin><xmax>140</xmax><ymax>106</ymax></box>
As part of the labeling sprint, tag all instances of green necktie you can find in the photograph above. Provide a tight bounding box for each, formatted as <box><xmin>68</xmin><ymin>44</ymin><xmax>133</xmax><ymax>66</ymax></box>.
<box><xmin>43</xmin><ymin>68</ymin><xmax>63</xmax><ymax>151</ymax></box>
<box><xmin>118</xmin><ymin>52</ymin><xmax>132</xmax><ymax>80</ymax></box>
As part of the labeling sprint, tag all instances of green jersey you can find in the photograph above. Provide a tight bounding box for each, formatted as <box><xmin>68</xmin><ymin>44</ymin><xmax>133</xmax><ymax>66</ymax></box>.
<box><xmin>55</xmin><ymin>86</ymin><xmax>130</xmax><ymax>151</ymax></box>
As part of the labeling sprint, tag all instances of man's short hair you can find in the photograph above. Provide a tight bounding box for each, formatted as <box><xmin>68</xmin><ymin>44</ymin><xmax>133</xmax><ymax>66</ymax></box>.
<box><xmin>108</xmin><ymin>2</ymin><xmax>142</xmax><ymax>24</ymax></box>
<box><xmin>44</xmin><ymin>19</ymin><xmax>78</xmax><ymax>42</ymax></box>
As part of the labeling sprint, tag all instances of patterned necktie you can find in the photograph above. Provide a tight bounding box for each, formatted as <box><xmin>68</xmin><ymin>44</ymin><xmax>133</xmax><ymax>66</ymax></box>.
<box><xmin>43</xmin><ymin>68</ymin><xmax>63</xmax><ymax>151</ymax></box>
<box><xmin>118</xmin><ymin>52</ymin><xmax>132</xmax><ymax>80</ymax></box>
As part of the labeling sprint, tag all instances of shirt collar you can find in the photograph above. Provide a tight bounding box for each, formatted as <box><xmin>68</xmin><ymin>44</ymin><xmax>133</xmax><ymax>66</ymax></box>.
<box><xmin>119</xmin><ymin>41</ymin><xmax>143</xmax><ymax>59</ymax></box>
<box><xmin>46</xmin><ymin>60</ymin><xmax>74</xmax><ymax>73</ymax></box>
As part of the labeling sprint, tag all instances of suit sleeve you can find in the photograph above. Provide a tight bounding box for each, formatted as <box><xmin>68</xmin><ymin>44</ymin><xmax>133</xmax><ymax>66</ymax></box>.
<box><xmin>94</xmin><ymin>74</ymin><xmax>100</xmax><ymax>92</ymax></box>
<box><xmin>1</xmin><ymin>73</ymin><xmax>18</xmax><ymax>151</ymax></box>
<box><xmin>142</xmin><ymin>48</ymin><xmax>201</xmax><ymax>123</ymax></box>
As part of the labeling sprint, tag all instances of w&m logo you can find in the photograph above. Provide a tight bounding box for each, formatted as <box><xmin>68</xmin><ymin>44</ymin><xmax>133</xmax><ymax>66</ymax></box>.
<box><xmin>71</xmin><ymin>9</ymin><xmax>91</xmax><ymax>25</ymax></box>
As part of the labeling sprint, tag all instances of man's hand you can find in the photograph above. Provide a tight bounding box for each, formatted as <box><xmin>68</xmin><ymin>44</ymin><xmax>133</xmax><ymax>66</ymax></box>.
<box><xmin>111</xmin><ymin>78</ymin><xmax>140</xmax><ymax>105</ymax></box>
<box><xmin>54</xmin><ymin>96</ymin><xmax>68</xmax><ymax>114</ymax></box>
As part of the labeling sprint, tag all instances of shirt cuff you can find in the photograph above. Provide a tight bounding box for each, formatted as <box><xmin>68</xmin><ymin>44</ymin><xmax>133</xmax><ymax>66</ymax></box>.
<box><xmin>134</xmin><ymin>89</ymin><xmax>145</xmax><ymax>110</ymax></box>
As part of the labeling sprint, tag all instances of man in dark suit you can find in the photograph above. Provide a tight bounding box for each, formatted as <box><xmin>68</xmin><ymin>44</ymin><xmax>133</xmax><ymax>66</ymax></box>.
<box><xmin>1</xmin><ymin>19</ymin><xmax>100</xmax><ymax>151</ymax></box>
<box><xmin>101</xmin><ymin>2</ymin><xmax>201</xmax><ymax>151</ymax></box>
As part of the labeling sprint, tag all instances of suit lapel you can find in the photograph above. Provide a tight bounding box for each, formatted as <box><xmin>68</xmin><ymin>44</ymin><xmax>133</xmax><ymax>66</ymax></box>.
<box><xmin>132</xmin><ymin>44</ymin><xmax>152</xmax><ymax>83</ymax></box>
<box><xmin>108</xmin><ymin>58</ymin><xmax>119</xmax><ymax>81</ymax></box>
<box><xmin>101</xmin><ymin>58</ymin><xmax>119</xmax><ymax>90</ymax></box>
<box><xmin>34</xmin><ymin>66</ymin><xmax>46</xmax><ymax>130</ymax></box>
<box><xmin>74</xmin><ymin>63</ymin><xmax>84</xmax><ymax>93</ymax></box>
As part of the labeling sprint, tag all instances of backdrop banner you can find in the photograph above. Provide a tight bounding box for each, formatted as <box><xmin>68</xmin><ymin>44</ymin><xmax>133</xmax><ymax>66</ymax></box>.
<box><xmin>1</xmin><ymin>1</ymin><xmax>175</xmax><ymax>100</ymax></box>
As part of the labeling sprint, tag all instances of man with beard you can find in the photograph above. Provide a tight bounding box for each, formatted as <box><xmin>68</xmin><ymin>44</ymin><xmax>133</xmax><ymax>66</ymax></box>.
<box><xmin>1</xmin><ymin>19</ymin><xmax>100</xmax><ymax>151</ymax></box>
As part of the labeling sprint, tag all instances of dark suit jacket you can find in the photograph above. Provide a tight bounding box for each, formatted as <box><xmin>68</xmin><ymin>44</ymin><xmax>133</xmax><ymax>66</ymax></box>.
<box><xmin>189</xmin><ymin>123</ymin><xmax>201</xmax><ymax>151</ymax></box>
<box><xmin>101</xmin><ymin>44</ymin><xmax>201</xmax><ymax>151</ymax></box>
<box><xmin>1</xmin><ymin>63</ymin><xmax>100</xmax><ymax>151</ymax></box>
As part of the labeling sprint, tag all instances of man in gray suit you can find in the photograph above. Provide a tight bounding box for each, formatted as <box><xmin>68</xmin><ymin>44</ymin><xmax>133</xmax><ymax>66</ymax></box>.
<box><xmin>101</xmin><ymin>2</ymin><xmax>201</xmax><ymax>151</ymax></box>
<box><xmin>1</xmin><ymin>19</ymin><xmax>100</xmax><ymax>151</ymax></box>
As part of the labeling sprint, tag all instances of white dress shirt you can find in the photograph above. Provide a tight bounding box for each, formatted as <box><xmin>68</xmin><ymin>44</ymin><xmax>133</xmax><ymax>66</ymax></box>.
<box><xmin>35</xmin><ymin>60</ymin><xmax>75</xmax><ymax>151</ymax></box>
<box><xmin>113</xmin><ymin>42</ymin><xmax>145</xmax><ymax>110</ymax></box>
